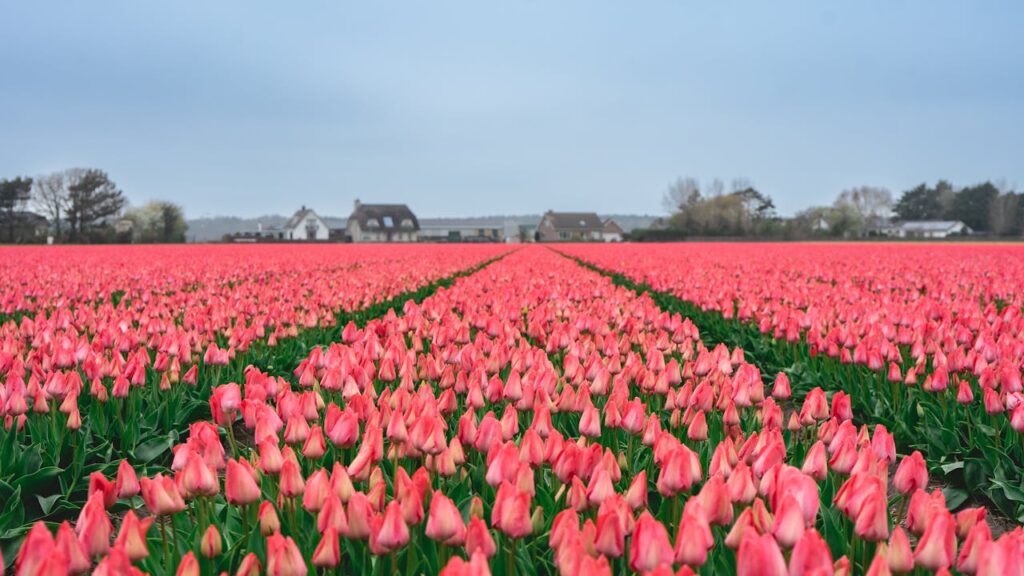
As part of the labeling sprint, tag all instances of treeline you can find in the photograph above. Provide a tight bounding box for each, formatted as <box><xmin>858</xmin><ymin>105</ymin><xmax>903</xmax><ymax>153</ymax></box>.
<box><xmin>0</xmin><ymin>168</ymin><xmax>186</xmax><ymax>244</ymax></box>
<box><xmin>892</xmin><ymin>181</ymin><xmax>1022</xmax><ymax>236</ymax></box>
<box><xmin>652</xmin><ymin>177</ymin><xmax>1021</xmax><ymax>240</ymax></box>
<box><xmin>659</xmin><ymin>178</ymin><xmax>782</xmax><ymax>237</ymax></box>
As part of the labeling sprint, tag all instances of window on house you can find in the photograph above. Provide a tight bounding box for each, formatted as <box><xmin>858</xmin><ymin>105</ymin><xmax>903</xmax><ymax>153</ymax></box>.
<box><xmin>382</xmin><ymin>216</ymin><xmax>394</xmax><ymax>227</ymax></box>
<box><xmin>559</xmin><ymin>231</ymin><xmax>569</xmax><ymax>240</ymax></box>
<box><xmin>367</xmin><ymin>219</ymin><xmax>379</xmax><ymax>228</ymax></box>
<box><xmin>401</xmin><ymin>219</ymin><xmax>413</xmax><ymax>227</ymax></box>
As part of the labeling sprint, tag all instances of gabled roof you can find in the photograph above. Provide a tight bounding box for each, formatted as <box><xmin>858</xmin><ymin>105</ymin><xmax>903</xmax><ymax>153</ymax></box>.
<box><xmin>281</xmin><ymin>207</ymin><xmax>323</xmax><ymax>230</ymax></box>
<box><xmin>349</xmin><ymin>203</ymin><xmax>420</xmax><ymax>231</ymax></box>
<box><xmin>602</xmin><ymin>219</ymin><xmax>624</xmax><ymax>234</ymax></box>
<box><xmin>542</xmin><ymin>211</ymin><xmax>603</xmax><ymax>230</ymax></box>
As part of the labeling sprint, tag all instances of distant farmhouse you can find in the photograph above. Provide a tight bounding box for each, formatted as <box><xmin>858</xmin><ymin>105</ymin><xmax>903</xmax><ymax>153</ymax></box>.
<box><xmin>221</xmin><ymin>206</ymin><xmax>330</xmax><ymax>242</ymax></box>
<box><xmin>872</xmin><ymin>220</ymin><xmax>973</xmax><ymax>239</ymax></box>
<box><xmin>262</xmin><ymin>206</ymin><xmax>330</xmax><ymax>241</ymax></box>
<box><xmin>205</xmin><ymin>207</ymin><xmax>645</xmax><ymax>244</ymax></box>
<box><xmin>346</xmin><ymin>201</ymin><xmax>420</xmax><ymax>242</ymax></box>
<box><xmin>536</xmin><ymin>211</ymin><xmax>605</xmax><ymax>242</ymax></box>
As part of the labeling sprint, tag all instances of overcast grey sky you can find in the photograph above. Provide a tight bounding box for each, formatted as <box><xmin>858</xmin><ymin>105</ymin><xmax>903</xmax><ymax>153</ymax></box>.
<box><xmin>1</xmin><ymin>1</ymin><xmax>1021</xmax><ymax>218</ymax></box>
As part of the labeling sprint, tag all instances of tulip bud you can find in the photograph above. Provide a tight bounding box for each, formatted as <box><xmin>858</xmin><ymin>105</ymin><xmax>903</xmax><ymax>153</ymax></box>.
<box><xmin>771</xmin><ymin>494</ymin><xmax>805</xmax><ymax>548</ymax></box>
<box><xmin>236</xmin><ymin>552</ymin><xmax>262</xmax><ymax>576</ymax></box>
<box><xmin>176</xmin><ymin>551</ymin><xmax>200</xmax><ymax>576</ymax></box>
<box><xmin>200</xmin><ymin>524</ymin><xmax>223</xmax><ymax>558</ymax></box>
<box><xmin>312</xmin><ymin>527</ymin><xmax>342</xmax><ymax>567</ymax></box>
<box><xmin>914</xmin><ymin>510</ymin><xmax>956</xmax><ymax>570</ymax></box>
<box><xmin>258</xmin><ymin>502</ymin><xmax>280</xmax><ymax>535</ymax></box>
<box><xmin>893</xmin><ymin>451</ymin><xmax>928</xmax><ymax>495</ymax></box>
<box><xmin>115</xmin><ymin>460</ymin><xmax>140</xmax><ymax>499</ymax></box>
<box><xmin>531</xmin><ymin>507</ymin><xmax>544</xmax><ymax>533</ymax></box>
<box><xmin>469</xmin><ymin>496</ymin><xmax>485</xmax><ymax>519</ymax></box>
<box><xmin>736</xmin><ymin>532</ymin><xmax>787</xmax><ymax>576</ymax></box>
<box><xmin>113</xmin><ymin>511</ymin><xmax>154</xmax><ymax>562</ymax></box>
<box><xmin>789</xmin><ymin>529</ymin><xmax>833</xmax><ymax>575</ymax></box>
<box><xmin>886</xmin><ymin>526</ymin><xmax>914</xmax><ymax>573</ymax></box>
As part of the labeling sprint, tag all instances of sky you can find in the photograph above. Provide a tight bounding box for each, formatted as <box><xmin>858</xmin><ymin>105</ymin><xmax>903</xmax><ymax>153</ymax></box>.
<box><xmin>1</xmin><ymin>1</ymin><xmax>1022</xmax><ymax>219</ymax></box>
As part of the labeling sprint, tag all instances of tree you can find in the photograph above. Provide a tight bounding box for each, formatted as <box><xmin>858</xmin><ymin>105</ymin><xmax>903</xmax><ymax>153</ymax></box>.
<box><xmin>934</xmin><ymin>180</ymin><xmax>956</xmax><ymax>216</ymax></box>
<box><xmin>663</xmin><ymin>177</ymin><xmax>701</xmax><ymax>213</ymax></box>
<box><xmin>124</xmin><ymin>201</ymin><xmax>187</xmax><ymax>243</ymax></box>
<box><xmin>894</xmin><ymin>184</ymin><xmax>941</xmax><ymax>220</ymax></box>
<box><xmin>826</xmin><ymin>202</ymin><xmax>865</xmax><ymax>238</ymax></box>
<box><xmin>734</xmin><ymin>187</ymin><xmax>776</xmax><ymax>221</ymax></box>
<box><xmin>989</xmin><ymin>191</ymin><xmax>1023</xmax><ymax>236</ymax></box>
<box><xmin>0</xmin><ymin>176</ymin><xmax>34</xmax><ymax>242</ymax></box>
<box><xmin>33</xmin><ymin>170</ymin><xmax>71</xmax><ymax>242</ymax></box>
<box><xmin>835</xmin><ymin>186</ymin><xmax>892</xmax><ymax>220</ymax></box>
<box><xmin>951</xmin><ymin>181</ymin><xmax>999</xmax><ymax>233</ymax></box>
<box><xmin>65</xmin><ymin>169</ymin><xmax>127</xmax><ymax>242</ymax></box>
<box><xmin>663</xmin><ymin>176</ymin><xmax>777</xmax><ymax>237</ymax></box>
<box><xmin>894</xmin><ymin>181</ymin><xmax>954</xmax><ymax>221</ymax></box>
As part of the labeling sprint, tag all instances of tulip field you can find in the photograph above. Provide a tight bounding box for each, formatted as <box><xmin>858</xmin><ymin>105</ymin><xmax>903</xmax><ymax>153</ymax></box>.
<box><xmin>1</xmin><ymin>243</ymin><xmax>1023</xmax><ymax>575</ymax></box>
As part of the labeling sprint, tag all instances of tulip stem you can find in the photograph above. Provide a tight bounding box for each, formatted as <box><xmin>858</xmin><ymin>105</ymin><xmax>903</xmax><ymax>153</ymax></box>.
<box><xmin>241</xmin><ymin>503</ymin><xmax>251</xmax><ymax>547</ymax></box>
<box><xmin>896</xmin><ymin>494</ymin><xmax>908</xmax><ymax>525</ymax></box>
<box><xmin>506</xmin><ymin>537</ymin><xmax>517</xmax><ymax>576</ymax></box>
<box><xmin>171</xmin><ymin>516</ymin><xmax>180</xmax><ymax>557</ymax></box>
<box><xmin>226</xmin><ymin>418</ymin><xmax>239</xmax><ymax>458</ymax></box>
<box><xmin>406</xmin><ymin>530</ymin><xmax>416</xmax><ymax>575</ymax></box>
<box><xmin>160</xmin><ymin>516</ymin><xmax>171</xmax><ymax>573</ymax></box>
<box><xmin>626</xmin><ymin>434</ymin><xmax>635</xmax><ymax>468</ymax></box>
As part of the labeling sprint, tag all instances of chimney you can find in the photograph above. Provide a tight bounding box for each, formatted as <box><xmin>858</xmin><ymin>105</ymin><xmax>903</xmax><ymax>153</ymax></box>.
<box><xmin>354</xmin><ymin>198</ymin><xmax>362</xmax><ymax>210</ymax></box>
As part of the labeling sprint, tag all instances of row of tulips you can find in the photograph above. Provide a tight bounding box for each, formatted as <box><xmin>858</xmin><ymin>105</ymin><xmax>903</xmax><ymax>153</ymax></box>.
<box><xmin>561</xmin><ymin>244</ymin><xmax>1024</xmax><ymax>521</ymax></box>
<box><xmin>0</xmin><ymin>245</ymin><xmax>506</xmax><ymax>558</ymax></box>
<box><xmin>559</xmin><ymin>243</ymin><xmax>1024</xmax><ymax>429</ymax></box>
<box><xmin>5</xmin><ymin>247</ymin><xmax>1020</xmax><ymax>574</ymax></box>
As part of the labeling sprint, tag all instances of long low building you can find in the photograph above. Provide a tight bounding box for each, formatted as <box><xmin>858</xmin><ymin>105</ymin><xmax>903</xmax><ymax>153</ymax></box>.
<box><xmin>871</xmin><ymin>220</ymin><xmax>973</xmax><ymax>239</ymax></box>
<box><xmin>418</xmin><ymin>218</ymin><xmax>517</xmax><ymax>242</ymax></box>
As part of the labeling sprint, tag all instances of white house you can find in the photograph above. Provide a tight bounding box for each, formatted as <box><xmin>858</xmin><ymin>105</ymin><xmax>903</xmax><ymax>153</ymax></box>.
<box><xmin>263</xmin><ymin>206</ymin><xmax>330</xmax><ymax>241</ymax></box>
<box><xmin>895</xmin><ymin>220</ymin><xmax>972</xmax><ymax>239</ymax></box>
<box><xmin>602</xmin><ymin>219</ymin><xmax>624</xmax><ymax>242</ymax></box>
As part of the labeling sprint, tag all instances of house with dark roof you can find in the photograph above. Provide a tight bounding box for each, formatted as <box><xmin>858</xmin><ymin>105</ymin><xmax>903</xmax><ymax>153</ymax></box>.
<box><xmin>346</xmin><ymin>200</ymin><xmax>420</xmax><ymax>242</ymax></box>
<box><xmin>536</xmin><ymin>211</ymin><xmax>604</xmax><ymax>242</ymax></box>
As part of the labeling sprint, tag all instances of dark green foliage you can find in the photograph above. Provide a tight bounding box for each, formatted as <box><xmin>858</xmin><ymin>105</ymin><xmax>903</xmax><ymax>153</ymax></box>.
<box><xmin>65</xmin><ymin>168</ymin><xmax>127</xmax><ymax>242</ymax></box>
<box><xmin>0</xmin><ymin>176</ymin><xmax>34</xmax><ymax>243</ymax></box>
